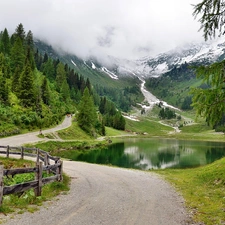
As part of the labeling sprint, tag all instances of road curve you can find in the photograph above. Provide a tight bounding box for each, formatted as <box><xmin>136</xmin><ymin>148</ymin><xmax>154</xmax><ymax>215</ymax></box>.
<box><xmin>0</xmin><ymin>115</ymin><xmax>72</xmax><ymax>146</ymax></box>
<box><xmin>0</xmin><ymin>116</ymin><xmax>192</xmax><ymax>225</ymax></box>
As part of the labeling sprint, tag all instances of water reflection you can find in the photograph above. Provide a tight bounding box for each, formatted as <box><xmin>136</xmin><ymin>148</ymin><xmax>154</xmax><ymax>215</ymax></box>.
<box><xmin>60</xmin><ymin>138</ymin><xmax>225</xmax><ymax>170</ymax></box>
<box><xmin>121</xmin><ymin>138</ymin><xmax>225</xmax><ymax>169</ymax></box>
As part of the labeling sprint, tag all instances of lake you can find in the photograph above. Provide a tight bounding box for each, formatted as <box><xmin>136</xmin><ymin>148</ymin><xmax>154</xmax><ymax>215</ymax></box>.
<box><xmin>64</xmin><ymin>138</ymin><xmax>225</xmax><ymax>170</ymax></box>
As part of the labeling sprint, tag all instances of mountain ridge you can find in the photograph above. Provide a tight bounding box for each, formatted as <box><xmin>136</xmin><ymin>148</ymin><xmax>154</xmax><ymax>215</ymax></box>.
<box><xmin>35</xmin><ymin>38</ymin><xmax>225</xmax><ymax>80</ymax></box>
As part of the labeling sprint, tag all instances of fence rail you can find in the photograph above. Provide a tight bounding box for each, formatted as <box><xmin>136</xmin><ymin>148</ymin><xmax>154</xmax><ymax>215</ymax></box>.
<box><xmin>0</xmin><ymin>145</ymin><xmax>63</xmax><ymax>206</ymax></box>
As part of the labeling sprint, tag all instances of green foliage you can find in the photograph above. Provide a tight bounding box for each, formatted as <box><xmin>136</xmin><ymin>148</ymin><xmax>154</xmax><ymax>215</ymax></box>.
<box><xmin>193</xmin><ymin>0</ymin><xmax>225</xmax><ymax>41</ymax></box>
<box><xmin>159</xmin><ymin>107</ymin><xmax>176</xmax><ymax>119</ymax></box>
<box><xmin>57</xmin><ymin>119</ymin><xmax>94</xmax><ymax>140</ymax></box>
<box><xmin>10</xmin><ymin>37</ymin><xmax>25</xmax><ymax>74</ymax></box>
<box><xmin>0</xmin><ymin>157</ymin><xmax>70</xmax><ymax>217</ymax></box>
<box><xmin>0</xmin><ymin>28</ymin><xmax>11</xmax><ymax>55</ymax></box>
<box><xmin>56</xmin><ymin>62</ymin><xmax>66</xmax><ymax>91</ymax></box>
<box><xmin>0</xmin><ymin>23</ymin><xmax>132</xmax><ymax>137</ymax></box>
<box><xmin>191</xmin><ymin>61</ymin><xmax>225</xmax><ymax>126</ymax></box>
<box><xmin>0</xmin><ymin>70</ymin><xmax>9</xmax><ymax>104</ymax></box>
<box><xmin>95</xmin><ymin>83</ymin><xmax>143</xmax><ymax>112</ymax></box>
<box><xmin>18</xmin><ymin>63</ymin><xmax>35</xmax><ymax>108</ymax></box>
<box><xmin>77</xmin><ymin>87</ymin><xmax>98</xmax><ymax>135</ymax></box>
<box><xmin>181</xmin><ymin>96</ymin><xmax>193</xmax><ymax>110</ymax></box>
<box><xmin>99</xmin><ymin>96</ymin><xmax>125</xmax><ymax>130</ymax></box>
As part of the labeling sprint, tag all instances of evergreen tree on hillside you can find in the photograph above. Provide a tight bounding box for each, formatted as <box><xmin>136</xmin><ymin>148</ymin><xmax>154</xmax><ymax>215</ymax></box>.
<box><xmin>25</xmin><ymin>30</ymin><xmax>35</xmax><ymax>70</ymax></box>
<box><xmin>56</xmin><ymin>62</ymin><xmax>66</xmax><ymax>91</ymax></box>
<box><xmin>0</xmin><ymin>53</ymin><xmax>10</xmax><ymax>78</ymax></box>
<box><xmin>0</xmin><ymin>70</ymin><xmax>9</xmax><ymax>104</ymax></box>
<box><xmin>99</xmin><ymin>96</ymin><xmax>106</xmax><ymax>114</ymax></box>
<box><xmin>18</xmin><ymin>62</ymin><xmax>35</xmax><ymax>107</ymax></box>
<box><xmin>41</xmin><ymin>77</ymin><xmax>50</xmax><ymax>105</ymax></box>
<box><xmin>10</xmin><ymin>37</ymin><xmax>25</xmax><ymax>74</ymax></box>
<box><xmin>0</xmin><ymin>28</ymin><xmax>11</xmax><ymax>56</ymax></box>
<box><xmin>60</xmin><ymin>80</ymin><xmax>70</xmax><ymax>102</ymax></box>
<box><xmin>42</xmin><ymin>58</ymin><xmax>55</xmax><ymax>81</ymax></box>
<box><xmin>77</xmin><ymin>87</ymin><xmax>98</xmax><ymax>135</ymax></box>
<box><xmin>14</xmin><ymin>23</ymin><xmax>26</xmax><ymax>44</ymax></box>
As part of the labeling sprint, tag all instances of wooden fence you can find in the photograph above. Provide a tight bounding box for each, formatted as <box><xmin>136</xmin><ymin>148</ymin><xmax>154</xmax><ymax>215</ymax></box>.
<box><xmin>0</xmin><ymin>145</ymin><xmax>63</xmax><ymax>206</ymax></box>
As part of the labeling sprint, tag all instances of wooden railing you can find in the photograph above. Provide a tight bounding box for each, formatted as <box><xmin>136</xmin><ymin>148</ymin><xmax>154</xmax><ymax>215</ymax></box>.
<box><xmin>0</xmin><ymin>145</ymin><xmax>63</xmax><ymax>206</ymax></box>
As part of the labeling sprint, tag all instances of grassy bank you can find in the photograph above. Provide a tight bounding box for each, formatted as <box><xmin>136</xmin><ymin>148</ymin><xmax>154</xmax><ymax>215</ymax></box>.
<box><xmin>155</xmin><ymin>157</ymin><xmax>225</xmax><ymax>225</ymax></box>
<box><xmin>0</xmin><ymin>157</ymin><xmax>70</xmax><ymax>219</ymax></box>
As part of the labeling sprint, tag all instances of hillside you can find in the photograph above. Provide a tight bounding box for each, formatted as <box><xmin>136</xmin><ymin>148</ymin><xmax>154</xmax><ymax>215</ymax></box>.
<box><xmin>34</xmin><ymin>39</ymin><xmax>144</xmax><ymax>112</ymax></box>
<box><xmin>0</xmin><ymin>24</ymin><xmax>130</xmax><ymax>137</ymax></box>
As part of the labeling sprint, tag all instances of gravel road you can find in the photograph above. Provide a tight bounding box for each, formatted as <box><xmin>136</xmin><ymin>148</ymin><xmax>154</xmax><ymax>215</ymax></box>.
<box><xmin>0</xmin><ymin>116</ymin><xmax>193</xmax><ymax>225</ymax></box>
<box><xmin>0</xmin><ymin>115</ymin><xmax>72</xmax><ymax>146</ymax></box>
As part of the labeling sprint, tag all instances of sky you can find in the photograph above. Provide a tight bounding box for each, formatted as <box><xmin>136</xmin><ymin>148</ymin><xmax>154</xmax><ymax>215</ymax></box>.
<box><xmin>0</xmin><ymin>0</ymin><xmax>204</xmax><ymax>61</ymax></box>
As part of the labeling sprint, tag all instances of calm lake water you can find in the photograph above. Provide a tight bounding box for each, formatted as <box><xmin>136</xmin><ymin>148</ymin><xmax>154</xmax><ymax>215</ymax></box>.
<box><xmin>64</xmin><ymin>138</ymin><xmax>225</xmax><ymax>170</ymax></box>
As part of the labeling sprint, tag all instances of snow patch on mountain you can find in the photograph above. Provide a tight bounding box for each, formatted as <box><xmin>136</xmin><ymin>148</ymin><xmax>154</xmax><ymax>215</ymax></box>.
<box><xmin>71</xmin><ymin>59</ymin><xmax>77</xmax><ymax>67</ymax></box>
<box><xmin>91</xmin><ymin>62</ymin><xmax>96</xmax><ymax>69</ymax></box>
<box><xmin>101</xmin><ymin>67</ymin><xmax>118</xmax><ymax>80</ymax></box>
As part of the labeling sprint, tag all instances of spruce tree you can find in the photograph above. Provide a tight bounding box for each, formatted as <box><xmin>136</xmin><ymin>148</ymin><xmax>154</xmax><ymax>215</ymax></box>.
<box><xmin>25</xmin><ymin>30</ymin><xmax>35</xmax><ymax>70</ymax></box>
<box><xmin>0</xmin><ymin>70</ymin><xmax>9</xmax><ymax>104</ymax></box>
<box><xmin>14</xmin><ymin>23</ymin><xmax>26</xmax><ymax>44</ymax></box>
<box><xmin>41</xmin><ymin>77</ymin><xmax>50</xmax><ymax>105</ymax></box>
<box><xmin>56</xmin><ymin>62</ymin><xmax>66</xmax><ymax>91</ymax></box>
<box><xmin>0</xmin><ymin>28</ymin><xmax>11</xmax><ymax>55</ymax></box>
<box><xmin>60</xmin><ymin>80</ymin><xmax>70</xmax><ymax>102</ymax></box>
<box><xmin>42</xmin><ymin>58</ymin><xmax>55</xmax><ymax>81</ymax></box>
<box><xmin>77</xmin><ymin>87</ymin><xmax>98</xmax><ymax>134</ymax></box>
<box><xmin>18</xmin><ymin>62</ymin><xmax>35</xmax><ymax>107</ymax></box>
<box><xmin>10</xmin><ymin>37</ymin><xmax>25</xmax><ymax>74</ymax></box>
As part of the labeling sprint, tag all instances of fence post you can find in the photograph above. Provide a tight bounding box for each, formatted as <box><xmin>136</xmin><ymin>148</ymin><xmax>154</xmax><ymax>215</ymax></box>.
<box><xmin>36</xmin><ymin>148</ymin><xmax>39</xmax><ymax>163</ymax></box>
<box><xmin>6</xmin><ymin>145</ymin><xmax>9</xmax><ymax>158</ymax></box>
<box><xmin>21</xmin><ymin>146</ymin><xmax>24</xmax><ymax>159</ymax></box>
<box><xmin>0</xmin><ymin>165</ymin><xmax>3</xmax><ymax>206</ymax></box>
<box><xmin>57</xmin><ymin>160</ymin><xmax>63</xmax><ymax>182</ymax></box>
<box><xmin>34</xmin><ymin>161</ymin><xmax>43</xmax><ymax>197</ymax></box>
<box><xmin>44</xmin><ymin>153</ymin><xmax>50</xmax><ymax>174</ymax></box>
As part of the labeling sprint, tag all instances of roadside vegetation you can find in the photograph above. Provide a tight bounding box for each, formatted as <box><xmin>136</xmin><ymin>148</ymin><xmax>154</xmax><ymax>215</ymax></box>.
<box><xmin>0</xmin><ymin>157</ymin><xmax>70</xmax><ymax>219</ymax></box>
<box><xmin>156</xmin><ymin>157</ymin><xmax>225</xmax><ymax>225</ymax></box>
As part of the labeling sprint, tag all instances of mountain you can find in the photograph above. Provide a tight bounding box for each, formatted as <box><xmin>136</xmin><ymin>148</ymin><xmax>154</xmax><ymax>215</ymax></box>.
<box><xmin>35</xmin><ymin>38</ymin><xmax>225</xmax><ymax>82</ymax></box>
<box><xmin>109</xmin><ymin>38</ymin><xmax>225</xmax><ymax>78</ymax></box>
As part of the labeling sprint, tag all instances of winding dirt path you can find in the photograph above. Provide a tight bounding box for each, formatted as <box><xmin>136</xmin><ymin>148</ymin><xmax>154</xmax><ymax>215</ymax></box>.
<box><xmin>0</xmin><ymin>116</ymin><xmax>193</xmax><ymax>225</ymax></box>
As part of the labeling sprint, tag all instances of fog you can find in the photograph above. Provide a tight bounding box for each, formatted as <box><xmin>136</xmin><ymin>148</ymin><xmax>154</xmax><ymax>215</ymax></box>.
<box><xmin>0</xmin><ymin>0</ymin><xmax>204</xmax><ymax>61</ymax></box>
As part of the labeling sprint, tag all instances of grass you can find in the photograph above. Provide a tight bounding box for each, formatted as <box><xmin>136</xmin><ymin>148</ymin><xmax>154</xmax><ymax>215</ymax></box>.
<box><xmin>125</xmin><ymin>117</ymin><xmax>174</xmax><ymax>136</ymax></box>
<box><xmin>31</xmin><ymin>140</ymin><xmax>108</xmax><ymax>156</ymax></box>
<box><xmin>57</xmin><ymin>120</ymin><xmax>93</xmax><ymax>140</ymax></box>
<box><xmin>105</xmin><ymin>126</ymin><xmax>129</xmax><ymax>136</ymax></box>
<box><xmin>155</xmin><ymin>157</ymin><xmax>225</xmax><ymax>225</ymax></box>
<box><xmin>0</xmin><ymin>157</ymin><xmax>70</xmax><ymax>219</ymax></box>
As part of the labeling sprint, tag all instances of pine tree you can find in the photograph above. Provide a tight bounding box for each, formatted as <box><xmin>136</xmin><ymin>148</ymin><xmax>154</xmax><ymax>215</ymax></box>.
<box><xmin>77</xmin><ymin>87</ymin><xmax>98</xmax><ymax>134</ymax></box>
<box><xmin>25</xmin><ymin>30</ymin><xmax>35</xmax><ymax>70</ymax></box>
<box><xmin>41</xmin><ymin>77</ymin><xmax>50</xmax><ymax>105</ymax></box>
<box><xmin>56</xmin><ymin>62</ymin><xmax>66</xmax><ymax>91</ymax></box>
<box><xmin>10</xmin><ymin>37</ymin><xmax>25</xmax><ymax>73</ymax></box>
<box><xmin>18</xmin><ymin>63</ymin><xmax>35</xmax><ymax>107</ymax></box>
<box><xmin>60</xmin><ymin>80</ymin><xmax>70</xmax><ymax>102</ymax></box>
<box><xmin>42</xmin><ymin>58</ymin><xmax>55</xmax><ymax>81</ymax></box>
<box><xmin>0</xmin><ymin>70</ymin><xmax>9</xmax><ymax>104</ymax></box>
<box><xmin>14</xmin><ymin>23</ymin><xmax>26</xmax><ymax>44</ymax></box>
<box><xmin>99</xmin><ymin>96</ymin><xmax>106</xmax><ymax>114</ymax></box>
<box><xmin>86</xmin><ymin>78</ymin><xmax>92</xmax><ymax>93</ymax></box>
<box><xmin>0</xmin><ymin>28</ymin><xmax>11</xmax><ymax>55</ymax></box>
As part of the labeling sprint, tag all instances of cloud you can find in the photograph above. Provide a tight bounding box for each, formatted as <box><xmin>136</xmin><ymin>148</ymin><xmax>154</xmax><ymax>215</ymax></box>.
<box><xmin>0</xmin><ymin>0</ymin><xmax>204</xmax><ymax>61</ymax></box>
